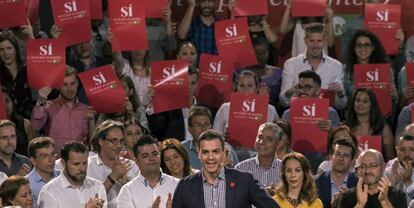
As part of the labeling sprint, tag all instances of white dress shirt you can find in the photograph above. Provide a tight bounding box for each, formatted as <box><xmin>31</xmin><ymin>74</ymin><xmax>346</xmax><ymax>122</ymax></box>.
<box><xmin>38</xmin><ymin>173</ymin><xmax>107</xmax><ymax>208</ymax></box>
<box><xmin>117</xmin><ymin>172</ymin><xmax>178</xmax><ymax>208</ymax></box>
<box><xmin>279</xmin><ymin>53</ymin><xmax>345</xmax><ymax>109</ymax></box>
<box><xmin>213</xmin><ymin>102</ymin><xmax>279</xmax><ymax>134</ymax></box>
<box><xmin>87</xmin><ymin>154</ymin><xmax>140</xmax><ymax>208</ymax></box>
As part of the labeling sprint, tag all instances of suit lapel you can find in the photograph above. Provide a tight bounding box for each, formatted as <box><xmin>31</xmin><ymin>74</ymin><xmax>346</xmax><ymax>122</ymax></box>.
<box><xmin>193</xmin><ymin>172</ymin><xmax>205</xmax><ymax>207</ymax></box>
<box><xmin>225</xmin><ymin>168</ymin><xmax>235</xmax><ymax>208</ymax></box>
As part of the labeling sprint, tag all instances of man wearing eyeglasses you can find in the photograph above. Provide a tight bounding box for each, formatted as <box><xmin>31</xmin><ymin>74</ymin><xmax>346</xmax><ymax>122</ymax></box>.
<box><xmin>337</xmin><ymin>149</ymin><xmax>407</xmax><ymax>208</ymax></box>
<box><xmin>315</xmin><ymin>139</ymin><xmax>358</xmax><ymax>208</ymax></box>
<box><xmin>27</xmin><ymin>137</ymin><xmax>60</xmax><ymax>208</ymax></box>
<box><xmin>279</xmin><ymin>23</ymin><xmax>346</xmax><ymax>110</ymax></box>
<box><xmin>88</xmin><ymin>120</ymin><xmax>139</xmax><ymax>208</ymax></box>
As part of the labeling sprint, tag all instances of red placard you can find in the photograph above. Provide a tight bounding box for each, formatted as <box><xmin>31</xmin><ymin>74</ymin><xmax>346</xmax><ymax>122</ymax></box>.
<box><xmin>195</xmin><ymin>54</ymin><xmax>232</xmax><ymax>108</ymax></box>
<box><xmin>78</xmin><ymin>65</ymin><xmax>125</xmax><ymax>113</ymax></box>
<box><xmin>291</xmin><ymin>0</ymin><xmax>327</xmax><ymax>17</ymax></box>
<box><xmin>0</xmin><ymin>88</ymin><xmax>6</xmax><ymax>120</ymax></box>
<box><xmin>357</xmin><ymin>136</ymin><xmax>382</xmax><ymax>152</ymax></box>
<box><xmin>25</xmin><ymin>0</ymin><xmax>40</xmax><ymax>23</ymax></box>
<box><xmin>51</xmin><ymin>0</ymin><xmax>92</xmax><ymax>46</ymax></box>
<box><xmin>89</xmin><ymin>0</ymin><xmax>102</xmax><ymax>19</ymax></box>
<box><xmin>364</xmin><ymin>3</ymin><xmax>401</xmax><ymax>55</ymax></box>
<box><xmin>0</xmin><ymin>0</ymin><xmax>26</xmax><ymax>29</ymax></box>
<box><xmin>215</xmin><ymin>17</ymin><xmax>257</xmax><ymax>68</ymax></box>
<box><xmin>109</xmin><ymin>0</ymin><xmax>148</xmax><ymax>51</ymax></box>
<box><xmin>228</xmin><ymin>93</ymin><xmax>269</xmax><ymax>148</ymax></box>
<box><xmin>27</xmin><ymin>39</ymin><xmax>66</xmax><ymax>90</ymax></box>
<box><xmin>151</xmin><ymin>60</ymin><xmax>189</xmax><ymax>113</ymax></box>
<box><xmin>290</xmin><ymin>97</ymin><xmax>329</xmax><ymax>153</ymax></box>
<box><xmin>319</xmin><ymin>89</ymin><xmax>335</xmax><ymax>107</ymax></box>
<box><xmin>233</xmin><ymin>0</ymin><xmax>268</xmax><ymax>17</ymax></box>
<box><xmin>145</xmin><ymin>0</ymin><xmax>168</xmax><ymax>18</ymax></box>
<box><xmin>354</xmin><ymin>64</ymin><xmax>392</xmax><ymax>116</ymax></box>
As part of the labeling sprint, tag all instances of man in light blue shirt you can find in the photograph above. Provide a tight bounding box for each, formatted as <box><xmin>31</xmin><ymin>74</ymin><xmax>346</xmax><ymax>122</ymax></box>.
<box><xmin>27</xmin><ymin>137</ymin><xmax>60</xmax><ymax>207</ymax></box>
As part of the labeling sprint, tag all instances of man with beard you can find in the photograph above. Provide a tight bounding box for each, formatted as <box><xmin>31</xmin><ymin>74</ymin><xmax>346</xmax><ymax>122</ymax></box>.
<box><xmin>279</xmin><ymin>23</ymin><xmax>346</xmax><ymax>110</ymax></box>
<box><xmin>38</xmin><ymin>141</ymin><xmax>107</xmax><ymax>208</ymax></box>
<box><xmin>88</xmin><ymin>120</ymin><xmax>139</xmax><ymax>208</ymax></box>
<box><xmin>281</xmin><ymin>70</ymin><xmax>340</xmax><ymax>173</ymax></box>
<box><xmin>117</xmin><ymin>135</ymin><xmax>178</xmax><ymax>208</ymax></box>
<box><xmin>315</xmin><ymin>139</ymin><xmax>358</xmax><ymax>208</ymax></box>
<box><xmin>385</xmin><ymin>133</ymin><xmax>414</xmax><ymax>202</ymax></box>
<box><xmin>337</xmin><ymin>149</ymin><xmax>407</xmax><ymax>208</ymax></box>
<box><xmin>177</xmin><ymin>0</ymin><xmax>218</xmax><ymax>55</ymax></box>
<box><xmin>0</xmin><ymin>120</ymin><xmax>31</xmax><ymax>176</ymax></box>
<box><xmin>31</xmin><ymin>66</ymin><xmax>95</xmax><ymax>157</ymax></box>
<box><xmin>173</xmin><ymin>130</ymin><xmax>279</xmax><ymax>207</ymax></box>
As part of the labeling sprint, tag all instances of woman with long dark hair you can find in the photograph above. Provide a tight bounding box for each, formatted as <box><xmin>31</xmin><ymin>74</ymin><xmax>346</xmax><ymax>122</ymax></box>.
<box><xmin>160</xmin><ymin>138</ymin><xmax>195</xmax><ymax>179</ymax></box>
<box><xmin>344</xmin><ymin>88</ymin><xmax>395</xmax><ymax>160</ymax></box>
<box><xmin>273</xmin><ymin>152</ymin><xmax>323</xmax><ymax>207</ymax></box>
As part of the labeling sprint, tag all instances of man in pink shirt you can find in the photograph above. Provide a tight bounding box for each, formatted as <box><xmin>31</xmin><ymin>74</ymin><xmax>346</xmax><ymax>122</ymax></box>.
<box><xmin>31</xmin><ymin>66</ymin><xmax>95</xmax><ymax>156</ymax></box>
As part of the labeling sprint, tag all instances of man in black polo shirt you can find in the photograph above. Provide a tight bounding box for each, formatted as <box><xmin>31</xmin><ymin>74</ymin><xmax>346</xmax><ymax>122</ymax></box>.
<box><xmin>337</xmin><ymin>149</ymin><xmax>406</xmax><ymax>208</ymax></box>
<box><xmin>0</xmin><ymin>120</ymin><xmax>31</xmax><ymax>176</ymax></box>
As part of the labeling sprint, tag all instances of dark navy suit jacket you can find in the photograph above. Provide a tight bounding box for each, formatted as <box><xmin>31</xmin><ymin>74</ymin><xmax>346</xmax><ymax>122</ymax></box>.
<box><xmin>172</xmin><ymin>168</ymin><xmax>280</xmax><ymax>208</ymax></box>
<box><xmin>315</xmin><ymin>171</ymin><xmax>358</xmax><ymax>208</ymax></box>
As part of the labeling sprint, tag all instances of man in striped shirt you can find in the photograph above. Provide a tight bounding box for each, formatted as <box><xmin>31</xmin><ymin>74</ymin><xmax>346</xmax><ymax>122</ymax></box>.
<box><xmin>235</xmin><ymin>123</ymin><xmax>282</xmax><ymax>188</ymax></box>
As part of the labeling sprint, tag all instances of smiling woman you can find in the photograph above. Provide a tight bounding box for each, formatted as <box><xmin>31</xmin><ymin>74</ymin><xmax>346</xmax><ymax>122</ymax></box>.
<box><xmin>0</xmin><ymin>176</ymin><xmax>33</xmax><ymax>208</ymax></box>
<box><xmin>160</xmin><ymin>138</ymin><xmax>194</xmax><ymax>179</ymax></box>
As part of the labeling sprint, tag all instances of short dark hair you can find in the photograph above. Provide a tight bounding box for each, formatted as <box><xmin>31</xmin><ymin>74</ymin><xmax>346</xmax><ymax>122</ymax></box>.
<box><xmin>28</xmin><ymin>137</ymin><xmax>55</xmax><ymax>158</ymax></box>
<box><xmin>60</xmin><ymin>141</ymin><xmax>88</xmax><ymax>162</ymax></box>
<box><xmin>252</xmin><ymin>36</ymin><xmax>270</xmax><ymax>50</ymax></box>
<box><xmin>197</xmin><ymin>130</ymin><xmax>225</xmax><ymax>150</ymax></box>
<box><xmin>396</xmin><ymin>133</ymin><xmax>414</xmax><ymax>143</ymax></box>
<box><xmin>298</xmin><ymin>70</ymin><xmax>321</xmax><ymax>87</ymax></box>
<box><xmin>333</xmin><ymin>138</ymin><xmax>357</xmax><ymax>159</ymax></box>
<box><xmin>133</xmin><ymin>135</ymin><xmax>158</xmax><ymax>157</ymax></box>
<box><xmin>188</xmin><ymin>106</ymin><xmax>212</xmax><ymax>127</ymax></box>
<box><xmin>0</xmin><ymin>176</ymin><xmax>29</xmax><ymax>206</ymax></box>
<box><xmin>91</xmin><ymin>119</ymin><xmax>124</xmax><ymax>153</ymax></box>
<box><xmin>304</xmin><ymin>22</ymin><xmax>325</xmax><ymax>37</ymax></box>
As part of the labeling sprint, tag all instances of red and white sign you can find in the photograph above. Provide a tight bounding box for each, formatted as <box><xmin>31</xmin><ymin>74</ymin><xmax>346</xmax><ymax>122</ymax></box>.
<box><xmin>109</xmin><ymin>0</ymin><xmax>148</xmax><ymax>51</ymax></box>
<box><xmin>320</xmin><ymin>89</ymin><xmax>335</xmax><ymax>107</ymax></box>
<box><xmin>232</xmin><ymin>0</ymin><xmax>268</xmax><ymax>16</ymax></box>
<box><xmin>151</xmin><ymin>60</ymin><xmax>189</xmax><ymax>113</ymax></box>
<box><xmin>358</xmin><ymin>135</ymin><xmax>382</xmax><ymax>152</ymax></box>
<box><xmin>365</xmin><ymin>3</ymin><xmax>401</xmax><ymax>55</ymax></box>
<box><xmin>291</xmin><ymin>0</ymin><xmax>327</xmax><ymax>17</ymax></box>
<box><xmin>78</xmin><ymin>65</ymin><xmax>125</xmax><ymax>113</ymax></box>
<box><xmin>0</xmin><ymin>0</ymin><xmax>26</xmax><ymax>29</ymax></box>
<box><xmin>27</xmin><ymin>39</ymin><xmax>66</xmax><ymax>89</ymax></box>
<box><xmin>89</xmin><ymin>0</ymin><xmax>102</xmax><ymax>19</ymax></box>
<box><xmin>215</xmin><ymin>17</ymin><xmax>257</xmax><ymax>68</ymax></box>
<box><xmin>51</xmin><ymin>0</ymin><xmax>92</xmax><ymax>46</ymax></box>
<box><xmin>290</xmin><ymin>97</ymin><xmax>329</xmax><ymax>153</ymax></box>
<box><xmin>228</xmin><ymin>93</ymin><xmax>268</xmax><ymax>148</ymax></box>
<box><xmin>195</xmin><ymin>54</ymin><xmax>232</xmax><ymax>108</ymax></box>
<box><xmin>145</xmin><ymin>0</ymin><xmax>168</xmax><ymax>18</ymax></box>
<box><xmin>354</xmin><ymin>64</ymin><xmax>392</xmax><ymax>116</ymax></box>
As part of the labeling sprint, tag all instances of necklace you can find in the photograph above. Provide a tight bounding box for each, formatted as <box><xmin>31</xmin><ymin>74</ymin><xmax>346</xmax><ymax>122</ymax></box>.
<box><xmin>286</xmin><ymin>195</ymin><xmax>300</xmax><ymax>208</ymax></box>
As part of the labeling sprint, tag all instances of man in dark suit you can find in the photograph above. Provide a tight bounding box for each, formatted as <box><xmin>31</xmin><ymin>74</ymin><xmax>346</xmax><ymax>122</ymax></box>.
<box><xmin>172</xmin><ymin>129</ymin><xmax>279</xmax><ymax>208</ymax></box>
<box><xmin>315</xmin><ymin>139</ymin><xmax>358</xmax><ymax>208</ymax></box>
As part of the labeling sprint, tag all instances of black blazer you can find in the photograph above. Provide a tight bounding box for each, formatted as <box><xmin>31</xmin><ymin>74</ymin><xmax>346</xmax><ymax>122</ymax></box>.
<box><xmin>315</xmin><ymin>171</ymin><xmax>358</xmax><ymax>208</ymax></box>
<box><xmin>172</xmin><ymin>168</ymin><xmax>280</xmax><ymax>208</ymax></box>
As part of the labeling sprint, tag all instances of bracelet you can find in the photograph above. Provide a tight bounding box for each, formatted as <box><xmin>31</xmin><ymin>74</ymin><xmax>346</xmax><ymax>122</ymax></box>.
<box><xmin>107</xmin><ymin>175</ymin><xmax>115</xmax><ymax>185</ymax></box>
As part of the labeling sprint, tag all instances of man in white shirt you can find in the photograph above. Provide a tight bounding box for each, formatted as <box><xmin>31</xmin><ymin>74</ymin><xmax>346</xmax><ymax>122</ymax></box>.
<box><xmin>88</xmin><ymin>120</ymin><xmax>139</xmax><ymax>208</ymax></box>
<box><xmin>279</xmin><ymin>23</ymin><xmax>346</xmax><ymax>110</ymax></box>
<box><xmin>117</xmin><ymin>135</ymin><xmax>178</xmax><ymax>208</ymax></box>
<box><xmin>38</xmin><ymin>141</ymin><xmax>107</xmax><ymax>208</ymax></box>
